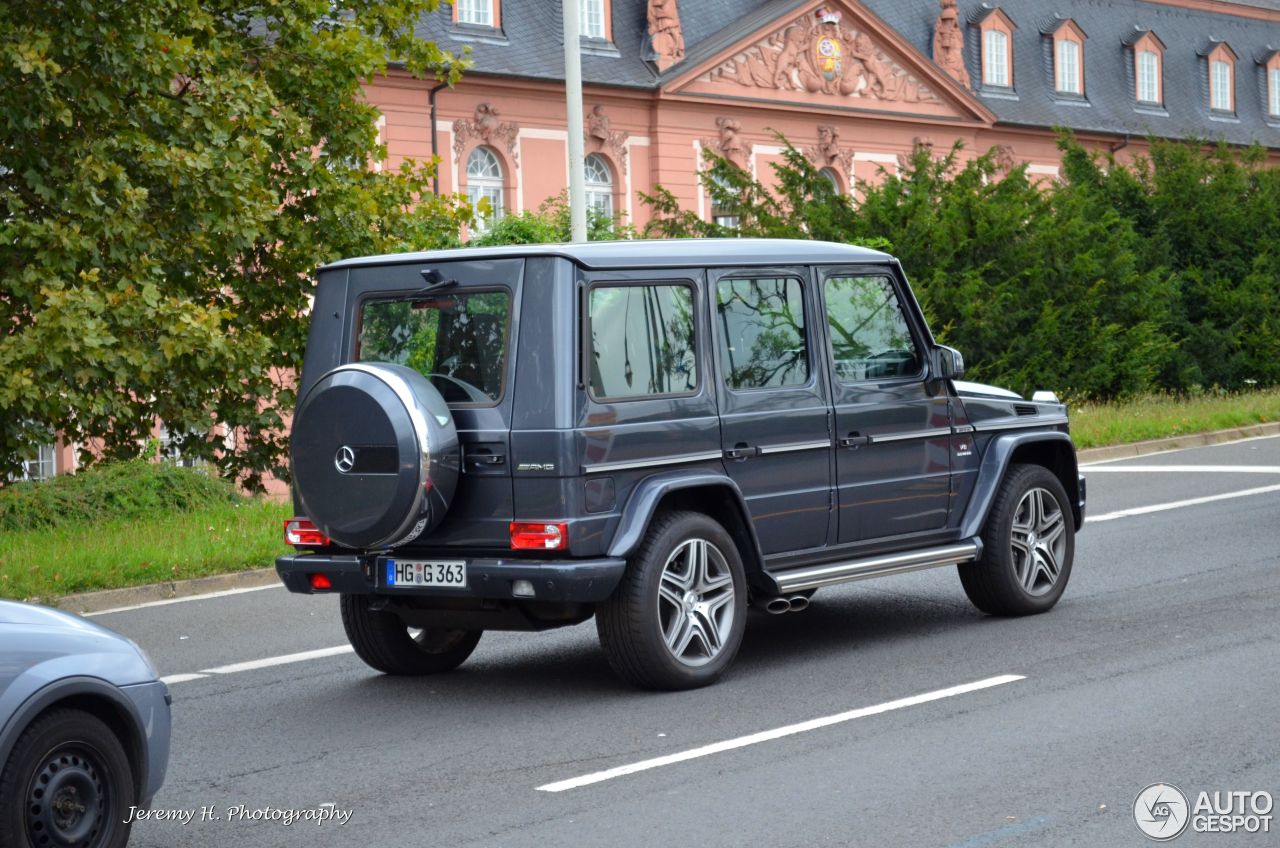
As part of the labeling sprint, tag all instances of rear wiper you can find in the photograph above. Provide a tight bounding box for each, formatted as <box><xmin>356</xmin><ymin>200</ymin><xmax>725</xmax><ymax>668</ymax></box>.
<box><xmin>417</xmin><ymin>268</ymin><xmax>459</xmax><ymax>294</ymax></box>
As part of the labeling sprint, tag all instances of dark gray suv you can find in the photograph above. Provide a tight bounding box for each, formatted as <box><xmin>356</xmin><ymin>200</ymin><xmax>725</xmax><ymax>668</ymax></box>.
<box><xmin>277</xmin><ymin>239</ymin><xmax>1085</xmax><ymax>690</ymax></box>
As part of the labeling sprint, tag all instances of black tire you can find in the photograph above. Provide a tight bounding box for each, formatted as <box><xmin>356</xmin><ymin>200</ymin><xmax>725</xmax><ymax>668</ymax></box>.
<box><xmin>0</xmin><ymin>709</ymin><xmax>135</xmax><ymax>848</ymax></box>
<box><xmin>959</xmin><ymin>463</ymin><xmax>1075</xmax><ymax>616</ymax></box>
<box><xmin>596</xmin><ymin>511</ymin><xmax>748</xmax><ymax>690</ymax></box>
<box><xmin>340</xmin><ymin>594</ymin><xmax>482</xmax><ymax>675</ymax></box>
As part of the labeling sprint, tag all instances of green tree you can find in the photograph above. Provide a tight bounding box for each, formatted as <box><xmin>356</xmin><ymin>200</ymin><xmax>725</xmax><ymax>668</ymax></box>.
<box><xmin>1</xmin><ymin>0</ymin><xmax>471</xmax><ymax>488</ymax></box>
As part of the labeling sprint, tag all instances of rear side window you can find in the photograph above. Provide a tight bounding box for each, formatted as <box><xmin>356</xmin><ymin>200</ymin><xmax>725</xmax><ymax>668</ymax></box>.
<box><xmin>716</xmin><ymin>277</ymin><xmax>809</xmax><ymax>390</ymax></box>
<box><xmin>357</xmin><ymin>290</ymin><xmax>510</xmax><ymax>404</ymax></box>
<box><xmin>588</xmin><ymin>284</ymin><xmax>697</xmax><ymax>400</ymax></box>
<box><xmin>824</xmin><ymin>275</ymin><xmax>922</xmax><ymax>383</ymax></box>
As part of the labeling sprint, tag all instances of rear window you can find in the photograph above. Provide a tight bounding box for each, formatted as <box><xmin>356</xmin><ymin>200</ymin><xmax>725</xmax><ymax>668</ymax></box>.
<box><xmin>357</xmin><ymin>290</ymin><xmax>510</xmax><ymax>405</ymax></box>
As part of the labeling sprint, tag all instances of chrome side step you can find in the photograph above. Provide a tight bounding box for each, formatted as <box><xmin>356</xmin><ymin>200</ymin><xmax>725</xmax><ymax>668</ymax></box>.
<box><xmin>770</xmin><ymin>541</ymin><xmax>982</xmax><ymax>594</ymax></box>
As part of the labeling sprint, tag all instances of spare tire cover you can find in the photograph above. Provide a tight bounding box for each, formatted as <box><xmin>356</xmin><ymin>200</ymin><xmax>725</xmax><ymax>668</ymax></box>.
<box><xmin>291</xmin><ymin>363</ymin><xmax>459</xmax><ymax>550</ymax></box>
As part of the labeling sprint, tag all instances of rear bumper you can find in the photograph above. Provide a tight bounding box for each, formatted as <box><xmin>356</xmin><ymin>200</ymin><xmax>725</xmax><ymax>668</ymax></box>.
<box><xmin>276</xmin><ymin>553</ymin><xmax>626</xmax><ymax>603</ymax></box>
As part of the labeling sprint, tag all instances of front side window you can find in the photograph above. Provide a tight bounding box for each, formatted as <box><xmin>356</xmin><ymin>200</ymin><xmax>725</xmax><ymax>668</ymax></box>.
<box><xmin>716</xmin><ymin>278</ymin><xmax>809</xmax><ymax>390</ymax></box>
<box><xmin>581</xmin><ymin>0</ymin><xmax>606</xmax><ymax>39</ymax></box>
<box><xmin>584</xmin><ymin>154</ymin><xmax>613</xmax><ymax>217</ymax></box>
<box><xmin>358</xmin><ymin>290</ymin><xmax>511</xmax><ymax>404</ymax></box>
<box><xmin>456</xmin><ymin>0</ymin><xmax>493</xmax><ymax>26</ymax></box>
<box><xmin>984</xmin><ymin>29</ymin><xmax>1009</xmax><ymax>87</ymax></box>
<box><xmin>1211</xmin><ymin>59</ymin><xmax>1233</xmax><ymax>110</ymax></box>
<box><xmin>824</xmin><ymin>275</ymin><xmax>922</xmax><ymax>383</ymax></box>
<box><xmin>588</xmin><ymin>285</ymin><xmax>696</xmax><ymax>400</ymax></box>
<box><xmin>1056</xmin><ymin>39</ymin><xmax>1081</xmax><ymax>94</ymax></box>
<box><xmin>466</xmin><ymin>146</ymin><xmax>504</xmax><ymax>233</ymax></box>
<box><xmin>1137</xmin><ymin>50</ymin><xmax>1160</xmax><ymax>103</ymax></box>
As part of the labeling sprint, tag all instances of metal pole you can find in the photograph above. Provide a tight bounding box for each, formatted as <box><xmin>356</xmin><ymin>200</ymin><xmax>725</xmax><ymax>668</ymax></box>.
<box><xmin>562</xmin><ymin>0</ymin><xmax>587</xmax><ymax>242</ymax></box>
<box><xmin>428</xmin><ymin>81</ymin><xmax>449</xmax><ymax>196</ymax></box>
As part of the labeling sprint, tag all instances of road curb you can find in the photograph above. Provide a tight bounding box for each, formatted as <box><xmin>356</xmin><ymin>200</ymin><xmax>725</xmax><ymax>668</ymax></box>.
<box><xmin>1076</xmin><ymin>421</ymin><xmax>1280</xmax><ymax>464</ymax></box>
<box><xmin>47</xmin><ymin>422</ymin><xmax>1279</xmax><ymax>614</ymax></box>
<box><xmin>57</xmin><ymin>568</ymin><xmax>280</xmax><ymax>616</ymax></box>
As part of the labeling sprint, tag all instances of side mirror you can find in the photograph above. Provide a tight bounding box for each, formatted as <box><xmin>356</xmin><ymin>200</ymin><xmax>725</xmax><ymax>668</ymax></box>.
<box><xmin>931</xmin><ymin>345</ymin><xmax>964</xmax><ymax>381</ymax></box>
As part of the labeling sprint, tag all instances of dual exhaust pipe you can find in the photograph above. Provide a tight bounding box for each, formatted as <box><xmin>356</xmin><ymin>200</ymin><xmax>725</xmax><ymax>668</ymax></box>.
<box><xmin>755</xmin><ymin>594</ymin><xmax>811</xmax><ymax>615</ymax></box>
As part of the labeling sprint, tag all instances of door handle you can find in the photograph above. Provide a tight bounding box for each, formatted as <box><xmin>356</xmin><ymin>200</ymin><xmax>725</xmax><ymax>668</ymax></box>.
<box><xmin>724</xmin><ymin>444</ymin><xmax>760</xmax><ymax>461</ymax></box>
<box><xmin>466</xmin><ymin>453</ymin><xmax>505</xmax><ymax>466</ymax></box>
<box><xmin>838</xmin><ymin>433</ymin><xmax>869</xmax><ymax>448</ymax></box>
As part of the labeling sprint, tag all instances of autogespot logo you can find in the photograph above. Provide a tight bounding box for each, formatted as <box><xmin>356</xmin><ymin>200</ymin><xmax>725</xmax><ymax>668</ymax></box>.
<box><xmin>334</xmin><ymin>445</ymin><xmax>356</xmax><ymax>474</ymax></box>
<box><xmin>1135</xmin><ymin>783</ymin><xmax>1191</xmax><ymax>841</ymax></box>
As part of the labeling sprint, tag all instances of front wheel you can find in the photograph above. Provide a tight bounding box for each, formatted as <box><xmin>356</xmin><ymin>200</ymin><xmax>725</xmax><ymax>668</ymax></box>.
<box><xmin>959</xmin><ymin>463</ymin><xmax>1075</xmax><ymax>616</ymax></box>
<box><xmin>340</xmin><ymin>594</ymin><xmax>482</xmax><ymax>675</ymax></box>
<box><xmin>596</xmin><ymin>511</ymin><xmax>747</xmax><ymax>690</ymax></box>
<box><xmin>0</xmin><ymin>709</ymin><xmax>135</xmax><ymax>848</ymax></box>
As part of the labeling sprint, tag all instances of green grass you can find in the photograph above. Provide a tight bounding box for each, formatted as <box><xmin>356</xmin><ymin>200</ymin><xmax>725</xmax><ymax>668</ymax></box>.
<box><xmin>0</xmin><ymin>498</ymin><xmax>291</xmax><ymax>603</ymax></box>
<box><xmin>1070</xmin><ymin>389</ymin><xmax>1280</xmax><ymax>450</ymax></box>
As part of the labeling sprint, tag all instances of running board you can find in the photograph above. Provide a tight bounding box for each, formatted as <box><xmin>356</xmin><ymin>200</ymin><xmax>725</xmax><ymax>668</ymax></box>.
<box><xmin>769</xmin><ymin>541</ymin><xmax>982</xmax><ymax>594</ymax></box>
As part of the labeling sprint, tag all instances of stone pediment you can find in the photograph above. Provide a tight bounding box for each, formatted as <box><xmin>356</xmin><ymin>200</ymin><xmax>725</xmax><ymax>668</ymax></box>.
<box><xmin>669</xmin><ymin>2</ymin><xmax>989</xmax><ymax>122</ymax></box>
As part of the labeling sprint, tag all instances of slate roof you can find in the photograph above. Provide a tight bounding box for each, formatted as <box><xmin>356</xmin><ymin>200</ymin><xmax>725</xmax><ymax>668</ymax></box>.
<box><xmin>426</xmin><ymin>1</ymin><xmax>1280</xmax><ymax>145</ymax></box>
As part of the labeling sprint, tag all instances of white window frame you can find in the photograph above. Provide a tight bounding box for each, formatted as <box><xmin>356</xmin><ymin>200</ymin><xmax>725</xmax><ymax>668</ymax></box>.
<box><xmin>1211</xmin><ymin>59</ymin><xmax>1232</xmax><ymax>111</ymax></box>
<box><xmin>581</xmin><ymin>0</ymin><xmax>606</xmax><ymax>40</ymax></box>
<box><xmin>818</xmin><ymin>168</ymin><xmax>842</xmax><ymax>194</ymax></box>
<box><xmin>984</xmin><ymin>29</ymin><xmax>1010</xmax><ymax>87</ymax></box>
<box><xmin>19</xmin><ymin>444</ymin><xmax>56</xmax><ymax>481</ymax></box>
<box><xmin>1270</xmin><ymin>67</ymin><xmax>1280</xmax><ymax>117</ymax></box>
<box><xmin>584</xmin><ymin>154</ymin><xmax>614</xmax><ymax>217</ymax></box>
<box><xmin>466</xmin><ymin>146</ymin><xmax>505</xmax><ymax>233</ymax></box>
<box><xmin>456</xmin><ymin>0</ymin><xmax>493</xmax><ymax>27</ymax></box>
<box><xmin>1056</xmin><ymin>39</ymin><xmax>1081</xmax><ymax>95</ymax></box>
<box><xmin>1137</xmin><ymin>50</ymin><xmax>1159</xmax><ymax>104</ymax></box>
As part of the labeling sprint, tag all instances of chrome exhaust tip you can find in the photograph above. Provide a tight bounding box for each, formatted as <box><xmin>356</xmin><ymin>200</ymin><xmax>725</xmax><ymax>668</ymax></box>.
<box><xmin>786</xmin><ymin>595</ymin><xmax>810</xmax><ymax>612</ymax></box>
<box><xmin>764</xmin><ymin>597</ymin><xmax>791</xmax><ymax>614</ymax></box>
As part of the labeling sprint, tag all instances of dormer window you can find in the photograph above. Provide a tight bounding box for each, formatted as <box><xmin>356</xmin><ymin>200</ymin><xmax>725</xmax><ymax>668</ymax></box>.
<box><xmin>1055</xmin><ymin>38</ymin><xmax>1080</xmax><ymax>94</ymax></box>
<box><xmin>1204</xmin><ymin>42</ymin><xmax>1237</xmax><ymax>113</ymax></box>
<box><xmin>1264</xmin><ymin>52</ymin><xmax>1280</xmax><ymax>118</ymax></box>
<box><xmin>1128</xmin><ymin>30</ymin><xmax>1165</xmax><ymax>106</ymax></box>
<box><xmin>455</xmin><ymin>0</ymin><xmax>497</xmax><ymax>27</ymax></box>
<box><xmin>581</xmin><ymin>0</ymin><xmax>608</xmax><ymax>40</ymax></box>
<box><xmin>1137</xmin><ymin>51</ymin><xmax>1159</xmax><ymax>102</ymax></box>
<box><xmin>975</xmin><ymin>7</ymin><xmax>1016</xmax><ymax>89</ymax></box>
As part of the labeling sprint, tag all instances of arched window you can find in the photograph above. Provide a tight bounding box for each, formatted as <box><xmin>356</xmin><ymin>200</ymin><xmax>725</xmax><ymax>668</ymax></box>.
<box><xmin>466</xmin><ymin>146</ymin><xmax>504</xmax><ymax>233</ymax></box>
<box><xmin>818</xmin><ymin>168</ymin><xmax>842</xmax><ymax>194</ymax></box>
<box><xmin>1055</xmin><ymin>39</ymin><xmax>1081</xmax><ymax>94</ymax></box>
<box><xmin>584</xmin><ymin>154</ymin><xmax>614</xmax><ymax>217</ymax></box>
<box><xmin>1137</xmin><ymin>50</ymin><xmax>1160</xmax><ymax>104</ymax></box>
<box><xmin>984</xmin><ymin>29</ymin><xmax>1009</xmax><ymax>87</ymax></box>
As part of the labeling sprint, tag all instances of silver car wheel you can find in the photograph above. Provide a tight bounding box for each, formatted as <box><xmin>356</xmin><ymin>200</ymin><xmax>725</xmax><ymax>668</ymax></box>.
<box><xmin>656</xmin><ymin>539</ymin><xmax>736</xmax><ymax>667</ymax></box>
<box><xmin>1010</xmin><ymin>487</ymin><xmax>1068</xmax><ymax>597</ymax></box>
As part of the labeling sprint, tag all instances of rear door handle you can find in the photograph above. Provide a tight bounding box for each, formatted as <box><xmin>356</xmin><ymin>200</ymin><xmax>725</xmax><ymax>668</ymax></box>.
<box><xmin>838</xmin><ymin>433</ymin><xmax>869</xmax><ymax>448</ymax></box>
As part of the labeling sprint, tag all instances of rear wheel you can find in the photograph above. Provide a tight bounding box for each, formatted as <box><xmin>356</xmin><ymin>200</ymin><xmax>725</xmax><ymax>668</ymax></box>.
<box><xmin>596</xmin><ymin>511</ymin><xmax>747</xmax><ymax>690</ymax></box>
<box><xmin>340</xmin><ymin>594</ymin><xmax>482</xmax><ymax>675</ymax></box>
<box><xmin>959</xmin><ymin>463</ymin><xmax>1075</xmax><ymax>616</ymax></box>
<box><xmin>0</xmin><ymin>709</ymin><xmax>134</xmax><ymax>848</ymax></box>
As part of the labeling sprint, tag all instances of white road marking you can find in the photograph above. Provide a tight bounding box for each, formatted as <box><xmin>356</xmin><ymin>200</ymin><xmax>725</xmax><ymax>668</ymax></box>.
<box><xmin>1090</xmin><ymin>483</ymin><xmax>1280</xmax><ymax>522</ymax></box>
<box><xmin>535</xmin><ymin>674</ymin><xmax>1026</xmax><ymax>793</ymax></box>
<box><xmin>1083</xmin><ymin>465</ymin><xmax>1280</xmax><ymax>474</ymax></box>
<box><xmin>160</xmin><ymin>673</ymin><xmax>210</xmax><ymax>685</ymax></box>
<box><xmin>200</xmin><ymin>645</ymin><xmax>354</xmax><ymax>675</ymax></box>
<box><xmin>84</xmin><ymin>583</ymin><xmax>281</xmax><ymax>617</ymax></box>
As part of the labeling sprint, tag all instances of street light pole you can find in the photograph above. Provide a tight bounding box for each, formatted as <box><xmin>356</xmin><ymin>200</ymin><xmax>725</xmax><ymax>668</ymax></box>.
<box><xmin>562</xmin><ymin>0</ymin><xmax>587</xmax><ymax>242</ymax></box>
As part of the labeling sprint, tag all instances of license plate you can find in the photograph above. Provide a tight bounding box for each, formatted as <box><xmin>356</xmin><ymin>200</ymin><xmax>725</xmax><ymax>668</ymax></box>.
<box><xmin>383</xmin><ymin>559</ymin><xmax>467</xmax><ymax>589</ymax></box>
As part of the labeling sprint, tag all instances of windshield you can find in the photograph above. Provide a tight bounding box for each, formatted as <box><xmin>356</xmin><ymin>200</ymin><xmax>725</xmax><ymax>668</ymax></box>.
<box><xmin>356</xmin><ymin>290</ymin><xmax>511</xmax><ymax>405</ymax></box>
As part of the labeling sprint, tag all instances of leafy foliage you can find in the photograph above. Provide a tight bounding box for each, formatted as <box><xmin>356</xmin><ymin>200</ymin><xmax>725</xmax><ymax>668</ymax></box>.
<box><xmin>468</xmin><ymin>192</ymin><xmax>635</xmax><ymax>246</ymax></box>
<box><xmin>0</xmin><ymin>0</ymin><xmax>472</xmax><ymax>488</ymax></box>
<box><xmin>640</xmin><ymin>136</ymin><xmax>1279</xmax><ymax>400</ymax></box>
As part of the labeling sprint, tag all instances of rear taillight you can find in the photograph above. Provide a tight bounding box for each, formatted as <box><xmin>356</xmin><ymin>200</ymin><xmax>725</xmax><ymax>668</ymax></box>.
<box><xmin>509</xmin><ymin>522</ymin><xmax>569</xmax><ymax>551</ymax></box>
<box><xmin>309</xmin><ymin>573</ymin><xmax>333</xmax><ymax>591</ymax></box>
<box><xmin>284</xmin><ymin>518</ymin><xmax>331</xmax><ymax>548</ymax></box>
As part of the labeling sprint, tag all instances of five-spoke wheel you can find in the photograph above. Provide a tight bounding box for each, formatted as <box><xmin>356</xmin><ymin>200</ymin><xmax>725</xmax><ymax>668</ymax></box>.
<box><xmin>597</xmin><ymin>511</ymin><xmax>747</xmax><ymax>690</ymax></box>
<box><xmin>960</xmin><ymin>463</ymin><xmax>1075</xmax><ymax>616</ymax></box>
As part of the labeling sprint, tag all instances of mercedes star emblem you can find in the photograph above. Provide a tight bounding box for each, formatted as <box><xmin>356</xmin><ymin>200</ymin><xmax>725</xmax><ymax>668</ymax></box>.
<box><xmin>334</xmin><ymin>445</ymin><xmax>356</xmax><ymax>474</ymax></box>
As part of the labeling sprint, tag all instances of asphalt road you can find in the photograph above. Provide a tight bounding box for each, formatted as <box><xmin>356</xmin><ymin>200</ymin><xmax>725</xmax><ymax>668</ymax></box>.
<box><xmin>95</xmin><ymin>436</ymin><xmax>1280</xmax><ymax>848</ymax></box>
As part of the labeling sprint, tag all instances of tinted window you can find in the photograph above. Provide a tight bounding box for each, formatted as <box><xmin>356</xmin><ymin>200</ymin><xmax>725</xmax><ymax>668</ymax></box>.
<box><xmin>589</xmin><ymin>284</ymin><xmax>697</xmax><ymax>400</ymax></box>
<box><xmin>716</xmin><ymin>277</ymin><xmax>809</xmax><ymax>390</ymax></box>
<box><xmin>824</xmin><ymin>275</ymin><xmax>922</xmax><ymax>383</ymax></box>
<box><xmin>358</xmin><ymin>291</ymin><xmax>510</xmax><ymax>404</ymax></box>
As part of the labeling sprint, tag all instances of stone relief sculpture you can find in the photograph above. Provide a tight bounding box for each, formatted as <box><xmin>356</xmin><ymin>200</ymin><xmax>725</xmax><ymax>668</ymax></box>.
<box><xmin>806</xmin><ymin>124</ymin><xmax>854</xmax><ymax>181</ymax></box>
<box><xmin>706</xmin><ymin>117</ymin><xmax>751</xmax><ymax>171</ymax></box>
<box><xmin>585</xmin><ymin>105</ymin><xmax>630</xmax><ymax>175</ymax></box>
<box><xmin>452</xmin><ymin>103</ymin><xmax>520</xmax><ymax>165</ymax></box>
<box><xmin>933</xmin><ymin>0</ymin><xmax>971</xmax><ymax>88</ymax></box>
<box><xmin>899</xmin><ymin>135</ymin><xmax>936</xmax><ymax>170</ymax></box>
<box><xmin>647</xmin><ymin>0</ymin><xmax>685</xmax><ymax>72</ymax></box>
<box><xmin>708</xmin><ymin>6</ymin><xmax>939</xmax><ymax>105</ymax></box>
